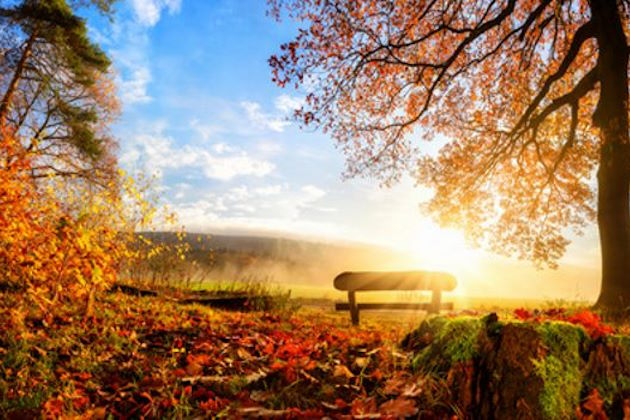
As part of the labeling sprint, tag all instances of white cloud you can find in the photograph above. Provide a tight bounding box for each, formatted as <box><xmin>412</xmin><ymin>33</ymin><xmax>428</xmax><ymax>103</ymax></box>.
<box><xmin>170</xmin><ymin>197</ymin><xmax>345</xmax><ymax>240</ymax></box>
<box><xmin>131</xmin><ymin>0</ymin><xmax>182</xmax><ymax>27</ymax></box>
<box><xmin>119</xmin><ymin>65</ymin><xmax>152</xmax><ymax>104</ymax></box>
<box><xmin>233</xmin><ymin>203</ymin><xmax>256</xmax><ymax>214</ymax></box>
<box><xmin>121</xmin><ymin>130</ymin><xmax>274</xmax><ymax>181</ymax></box>
<box><xmin>274</xmin><ymin>94</ymin><xmax>304</xmax><ymax>113</ymax></box>
<box><xmin>165</xmin><ymin>182</ymin><xmax>327</xmax><ymax>230</ymax></box>
<box><xmin>225</xmin><ymin>186</ymin><xmax>250</xmax><ymax>201</ymax></box>
<box><xmin>190</xmin><ymin>119</ymin><xmax>224</xmax><ymax>141</ymax></box>
<box><xmin>255</xmin><ymin>185</ymin><xmax>284</xmax><ymax>196</ymax></box>
<box><xmin>202</xmin><ymin>154</ymin><xmax>273</xmax><ymax>181</ymax></box>
<box><xmin>107</xmin><ymin>19</ymin><xmax>154</xmax><ymax>105</ymax></box>
<box><xmin>173</xmin><ymin>182</ymin><xmax>190</xmax><ymax>199</ymax></box>
<box><xmin>256</xmin><ymin>140</ymin><xmax>283</xmax><ymax>155</ymax></box>
<box><xmin>169</xmin><ymin>186</ymin><xmax>343</xmax><ymax>240</ymax></box>
<box><xmin>212</xmin><ymin>142</ymin><xmax>235</xmax><ymax>154</ymax></box>
<box><xmin>301</xmin><ymin>185</ymin><xmax>326</xmax><ymax>201</ymax></box>
<box><xmin>104</xmin><ymin>0</ymin><xmax>184</xmax><ymax>106</ymax></box>
<box><xmin>241</xmin><ymin>101</ymin><xmax>290</xmax><ymax>132</ymax></box>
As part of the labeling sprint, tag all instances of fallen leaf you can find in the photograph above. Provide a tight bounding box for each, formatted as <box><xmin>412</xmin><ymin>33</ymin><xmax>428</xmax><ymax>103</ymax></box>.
<box><xmin>379</xmin><ymin>397</ymin><xmax>418</xmax><ymax>418</ymax></box>
<box><xmin>351</xmin><ymin>397</ymin><xmax>378</xmax><ymax>417</ymax></box>
<box><xmin>383</xmin><ymin>372</ymin><xmax>409</xmax><ymax>395</ymax></box>
<box><xmin>402</xmin><ymin>383</ymin><xmax>422</xmax><ymax>398</ymax></box>
<box><xmin>186</xmin><ymin>361</ymin><xmax>203</xmax><ymax>376</ymax></box>
<box><xmin>250</xmin><ymin>390</ymin><xmax>269</xmax><ymax>402</ymax></box>
<box><xmin>354</xmin><ymin>357</ymin><xmax>369</xmax><ymax>368</ymax></box>
<box><xmin>333</xmin><ymin>364</ymin><xmax>354</xmax><ymax>379</ymax></box>
<box><xmin>237</xmin><ymin>347</ymin><xmax>252</xmax><ymax>360</ymax></box>
<box><xmin>577</xmin><ymin>389</ymin><xmax>607</xmax><ymax>420</ymax></box>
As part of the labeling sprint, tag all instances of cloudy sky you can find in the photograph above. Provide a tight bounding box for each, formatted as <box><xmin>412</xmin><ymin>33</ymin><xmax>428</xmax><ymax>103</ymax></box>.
<box><xmin>86</xmin><ymin>0</ymin><xmax>602</xmax><ymax>300</ymax></box>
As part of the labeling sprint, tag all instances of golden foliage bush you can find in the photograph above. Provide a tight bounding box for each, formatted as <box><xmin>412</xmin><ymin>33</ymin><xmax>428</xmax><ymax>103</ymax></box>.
<box><xmin>0</xmin><ymin>129</ymin><xmax>155</xmax><ymax>316</ymax></box>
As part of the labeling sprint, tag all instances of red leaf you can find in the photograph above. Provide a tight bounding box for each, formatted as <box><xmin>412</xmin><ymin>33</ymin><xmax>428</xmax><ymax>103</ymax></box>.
<box><xmin>577</xmin><ymin>389</ymin><xmax>607</xmax><ymax>420</ymax></box>
<box><xmin>567</xmin><ymin>311</ymin><xmax>614</xmax><ymax>339</ymax></box>
<box><xmin>514</xmin><ymin>308</ymin><xmax>532</xmax><ymax>320</ymax></box>
<box><xmin>43</xmin><ymin>398</ymin><xmax>64</xmax><ymax>416</ymax></box>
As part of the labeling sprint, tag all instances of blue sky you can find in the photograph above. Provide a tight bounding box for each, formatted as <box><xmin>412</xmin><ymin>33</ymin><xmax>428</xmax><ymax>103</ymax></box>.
<box><xmin>86</xmin><ymin>0</ymin><xmax>602</xmax><ymax>300</ymax></box>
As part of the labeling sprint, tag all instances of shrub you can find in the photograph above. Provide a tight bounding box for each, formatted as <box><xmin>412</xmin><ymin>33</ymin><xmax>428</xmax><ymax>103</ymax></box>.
<box><xmin>0</xmin><ymin>129</ymin><xmax>154</xmax><ymax>317</ymax></box>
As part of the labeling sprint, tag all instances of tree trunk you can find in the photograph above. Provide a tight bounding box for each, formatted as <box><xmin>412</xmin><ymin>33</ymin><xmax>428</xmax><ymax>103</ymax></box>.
<box><xmin>0</xmin><ymin>31</ymin><xmax>36</xmax><ymax>130</ymax></box>
<box><xmin>597</xmin><ymin>145</ymin><xmax>630</xmax><ymax>309</ymax></box>
<box><xmin>591</xmin><ymin>1</ymin><xmax>630</xmax><ymax>310</ymax></box>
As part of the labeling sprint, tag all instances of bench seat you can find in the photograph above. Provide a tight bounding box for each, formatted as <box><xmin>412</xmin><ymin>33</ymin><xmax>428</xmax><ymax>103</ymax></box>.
<box><xmin>335</xmin><ymin>302</ymin><xmax>454</xmax><ymax>311</ymax></box>
<box><xmin>333</xmin><ymin>270</ymin><xmax>456</xmax><ymax>325</ymax></box>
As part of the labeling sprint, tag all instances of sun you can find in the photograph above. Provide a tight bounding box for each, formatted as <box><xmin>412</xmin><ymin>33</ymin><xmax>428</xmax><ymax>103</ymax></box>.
<box><xmin>398</xmin><ymin>220</ymin><xmax>484</xmax><ymax>296</ymax></box>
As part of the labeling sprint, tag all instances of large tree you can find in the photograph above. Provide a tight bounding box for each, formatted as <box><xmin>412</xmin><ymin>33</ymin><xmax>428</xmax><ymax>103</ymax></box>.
<box><xmin>0</xmin><ymin>0</ymin><xmax>118</xmax><ymax>183</ymax></box>
<box><xmin>270</xmin><ymin>0</ymin><xmax>630</xmax><ymax>309</ymax></box>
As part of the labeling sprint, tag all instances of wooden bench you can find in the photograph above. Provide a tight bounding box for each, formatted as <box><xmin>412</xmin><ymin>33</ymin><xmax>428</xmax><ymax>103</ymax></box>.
<box><xmin>334</xmin><ymin>271</ymin><xmax>457</xmax><ymax>325</ymax></box>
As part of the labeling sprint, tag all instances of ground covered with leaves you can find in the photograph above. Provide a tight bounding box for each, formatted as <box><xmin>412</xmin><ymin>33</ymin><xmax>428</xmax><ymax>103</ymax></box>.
<box><xmin>2</xmin><ymin>291</ymin><xmax>630</xmax><ymax>419</ymax></box>
<box><xmin>1</xmin><ymin>292</ymin><xmax>444</xmax><ymax>419</ymax></box>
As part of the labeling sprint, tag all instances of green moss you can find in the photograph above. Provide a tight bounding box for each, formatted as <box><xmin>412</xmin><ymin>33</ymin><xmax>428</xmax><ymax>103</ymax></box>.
<box><xmin>422</xmin><ymin>316</ymin><xmax>450</xmax><ymax>334</ymax></box>
<box><xmin>608</xmin><ymin>334</ymin><xmax>630</xmax><ymax>365</ymax></box>
<box><xmin>533</xmin><ymin>322</ymin><xmax>583</xmax><ymax>420</ymax></box>
<box><xmin>590</xmin><ymin>375</ymin><xmax>630</xmax><ymax>408</ymax></box>
<box><xmin>441</xmin><ymin>318</ymin><xmax>485</xmax><ymax>363</ymax></box>
<box><xmin>412</xmin><ymin>317</ymin><xmax>484</xmax><ymax>371</ymax></box>
<box><xmin>584</xmin><ymin>335</ymin><xmax>630</xmax><ymax>408</ymax></box>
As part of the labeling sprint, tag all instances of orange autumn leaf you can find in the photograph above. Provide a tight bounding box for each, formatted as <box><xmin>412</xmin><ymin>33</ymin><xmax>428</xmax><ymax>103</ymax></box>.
<box><xmin>0</xmin><ymin>128</ymin><xmax>161</xmax><ymax>317</ymax></box>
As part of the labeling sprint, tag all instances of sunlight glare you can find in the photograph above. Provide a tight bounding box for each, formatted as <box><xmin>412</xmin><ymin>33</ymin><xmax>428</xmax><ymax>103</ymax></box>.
<box><xmin>400</xmin><ymin>220</ymin><xmax>483</xmax><ymax>297</ymax></box>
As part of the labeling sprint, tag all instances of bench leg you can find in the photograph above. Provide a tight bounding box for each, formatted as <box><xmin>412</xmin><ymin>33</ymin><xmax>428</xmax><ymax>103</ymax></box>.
<box><xmin>430</xmin><ymin>289</ymin><xmax>442</xmax><ymax>314</ymax></box>
<box><xmin>348</xmin><ymin>291</ymin><xmax>359</xmax><ymax>325</ymax></box>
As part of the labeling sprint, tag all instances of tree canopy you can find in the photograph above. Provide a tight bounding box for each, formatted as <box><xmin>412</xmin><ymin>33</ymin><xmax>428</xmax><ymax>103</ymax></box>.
<box><xmin>270</xmin><ymin>0</ymin><xmax>630</xmax><ymax>308</ymax></box>
<box><xmin>0</xmin><ymin>0</ymin><xmax>118</xmax><ymax>182</ymax></box>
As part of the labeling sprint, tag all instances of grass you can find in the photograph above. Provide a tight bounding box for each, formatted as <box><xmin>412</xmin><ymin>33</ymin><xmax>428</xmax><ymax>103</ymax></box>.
<box><xmin>269</xmin><ymin>284</ymin><xmax>570</xmax><ymax>307</ymax></box>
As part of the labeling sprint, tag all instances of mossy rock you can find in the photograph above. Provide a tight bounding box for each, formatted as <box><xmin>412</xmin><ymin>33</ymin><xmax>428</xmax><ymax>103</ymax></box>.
<box><xmin>533</xmin><ymin>322</ymin><xmax>583</xmax><ymax>419</ymax></box>
<box><xmin>409</xmin><ymin>316</ymin><xmax>484</xmax><ymax>371</ymax></box>
<box><xmin>479</xmin><ymin>322</ymin><xmax>549</xmax><ymax>419</ymax></box>
<box><xmin>404</xmin><ymin>316</ymin><xmax>587</xmax><ymax>419</ymax></box>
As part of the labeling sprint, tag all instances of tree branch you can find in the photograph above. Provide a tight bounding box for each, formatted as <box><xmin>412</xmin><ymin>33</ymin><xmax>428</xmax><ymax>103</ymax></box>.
<box><xmin>511</xmin><ymin>20</ymin><xmax>594</xmax><ymax>136</ymax></box>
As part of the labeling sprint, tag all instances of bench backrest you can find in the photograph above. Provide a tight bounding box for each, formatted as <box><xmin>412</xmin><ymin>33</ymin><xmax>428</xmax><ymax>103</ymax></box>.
<box><xmin>333</xmin><ymin>271</ymin><xmax>456</xmax><ymax>292</ymax></box>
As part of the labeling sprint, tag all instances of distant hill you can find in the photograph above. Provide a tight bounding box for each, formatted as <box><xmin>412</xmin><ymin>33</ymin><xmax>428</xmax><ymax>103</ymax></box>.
<box><xmin>133</xmin><ymin>232</ymin><xmax>601</xmax><ymax>301</ymax></box>
<box><xmin>137</xmin><ymin>231</ymin><xmax>417</xmax><ymax>287</ymax></box>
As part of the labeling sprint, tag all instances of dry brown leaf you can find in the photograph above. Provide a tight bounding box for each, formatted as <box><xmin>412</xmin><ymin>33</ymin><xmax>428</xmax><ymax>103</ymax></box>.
<box><xmin>383</xmin><ymin>372</ymin><xmax>410</xmax><ymax>396</ymax></box>
<box><xmin>237</xmin><ymin>347</ymin><xmax>252</xmax><ymax>360</ymax></box>
<box><xmin>333</xmin><ymin>364</ymin><xmax>354</xmax><ymax>379</ymax></box>
<box><xmin>379</xmin><ymin>397</ymin><xmax>419</xmax><ymax>418</ymax></box>
<box><xmin>354</xmin><ymin>357</ymin><xmax>369</xmax><ymax>369</ymax></box>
